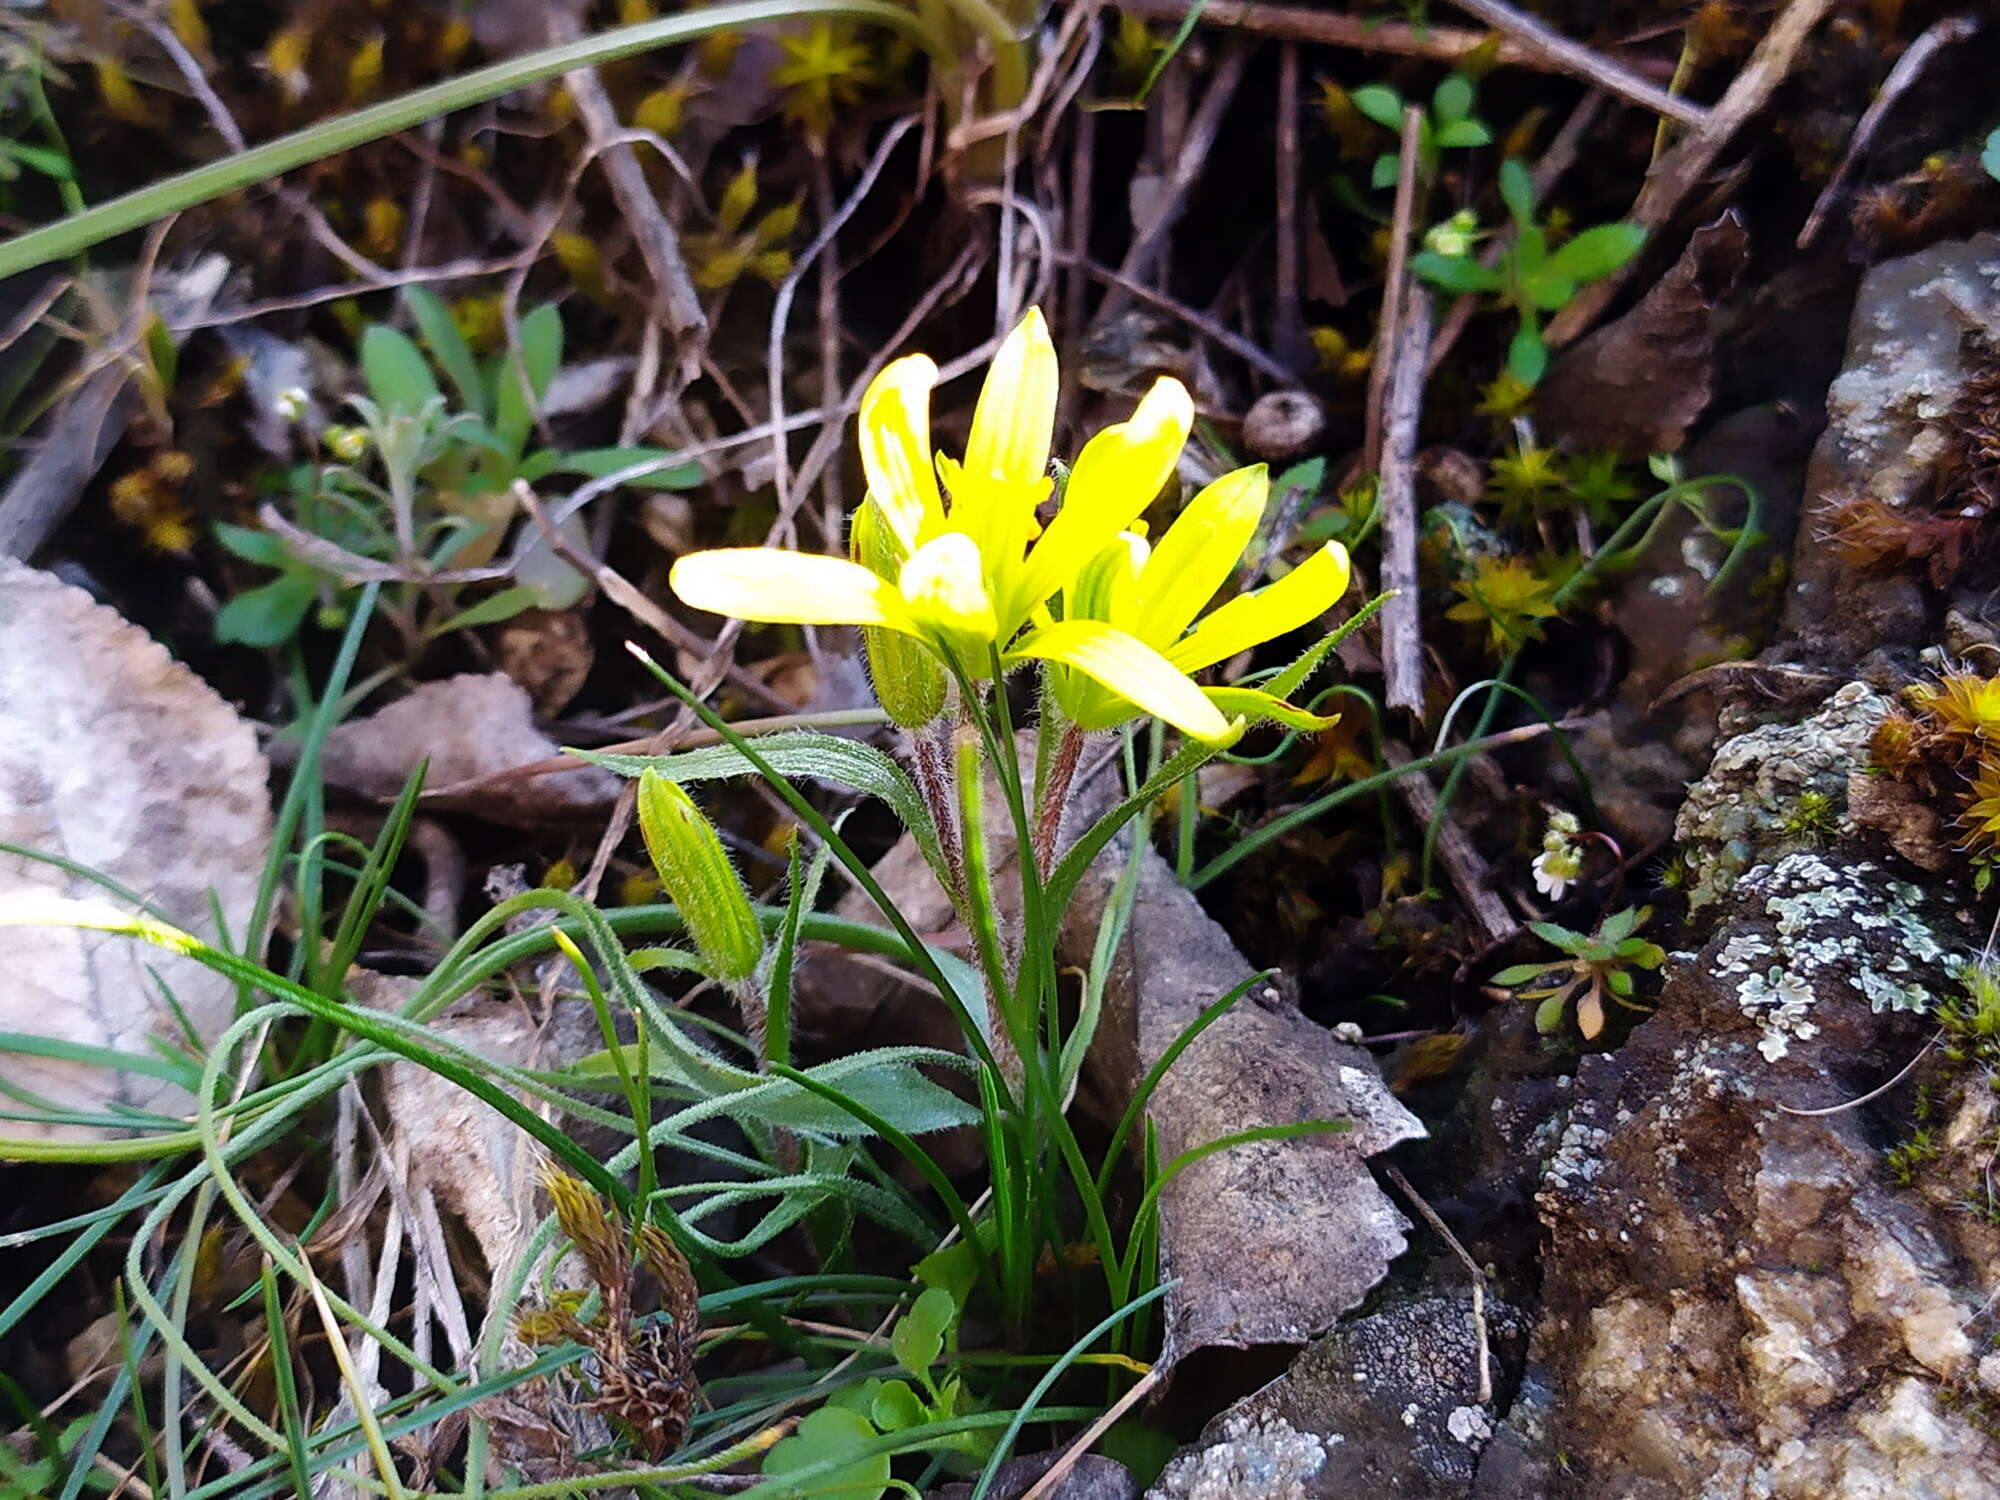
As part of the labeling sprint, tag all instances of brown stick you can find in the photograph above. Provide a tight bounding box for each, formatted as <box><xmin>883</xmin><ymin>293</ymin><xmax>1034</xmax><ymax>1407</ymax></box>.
<box><xmin>1443</xmin><ymin>0</ymin><xmax>1707</xmax><ymax>128</ymax></box>
<box><xmin>1386</xmin><ymin>1164</ymin><xmax>1492</xmax><ymax>1405</ymax></box>
<box><xmin>1386</xmin><ymin>742</ymin><xmax>1517</xmax><ymax>946</ymax></box>
<box><xmin>1797</xmin><ymin>13</ymin><xmax>1981</xmax><ymax>249</ymax></box>
<box><xmin>1378</xmin><ymin>291</ymin><xmax>1433</xmax><ymax>718</ymax></box>
<box><xmin>560</xmin><ymin>67</ymin><xmax>707</xmax><ymax>349</ymax></box>
<box><xmin>1363</xmin><ymin>106</ymin><xmax>1426</xmax><ymax>476</ymax></box>
<box><xmin>1111</xmin><ymin>0</ymin><xmax>1533</xmax><ymax>64</ymax></box>
<box><xmin>1545</xmin><ymin>0</ymin><xmax>1835</xmax><ymax>347</ymax></box>
<box><xmin>1271</xmin><ymin>43</ymin><xmax>1307</xmax><ymax>373</ymax></box>
<box><xmin>1018</xmin><ymin>1367</ymin><xmax>1166</xmax><ymax>1500</ymax></box>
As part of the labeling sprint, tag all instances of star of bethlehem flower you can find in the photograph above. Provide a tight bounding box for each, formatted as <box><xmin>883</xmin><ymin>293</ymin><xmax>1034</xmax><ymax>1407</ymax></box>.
<box><xmin>669</xmin><ymin>309</ymin><xmax>1352</xmax><ymax>746</ymax></box>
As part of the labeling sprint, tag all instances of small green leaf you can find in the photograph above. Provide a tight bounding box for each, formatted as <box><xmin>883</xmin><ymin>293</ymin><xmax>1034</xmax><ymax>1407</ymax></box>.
<box><xmin>892</xmin><ymin>1286</ymin><xmax>955</xmax><ymax>1381</ymax></box>
<box><xmin>1411</xmin><ymin>251</ymin><xmax>1502</xmax><ymax>294</ymax></box>
<box><xmin>428</xmin><ymin>585</ymin><xmax>544</xmax><ymax>634</ymax></box>
<box><xmin>1433</xmin><ymin>118</ymin><xmax>1493</xmax><ymax>149</ymax></box>
<box><xmin>359</xmin><ymin>325</ymin><xmax>438</xmax><ymax>414</ymax></box>
<box><xmin>1491</xmin><ymin>963</ymin><xmax>1555</xmax><ymax>986</ymax></box>
<box><xmin>1598</xmin><ymin>906</ymin><xmax>1641</xmax><ymax>944</ymax></box>
<box><xmin>1527</xmin><ymin>920</ymin><xmax>1582</xmax><ymax>950</ymax></box>
<box><xmin>215</xmin><ymin>571</ymin><xmax>316</xmax><ymax>647</ymax></box>
<box><xmin>1521</xmin><ymin>268</ymin><xmax>1578</xmax><ymax>312</ymax></box>
<box><xmin>870</xmin><ymin>1379</ymin><xmax>925</xmax><ymax>1433</ymax></box>
<box><xmin>1534</xmin><ymin>994</ymin><xmax>1568</xmax><ymax>1033</ymax></box>
<box><xmin>1984</xmin><ymin>125</ymin><xmax>2000</xmax><ymax>183</ymax></box>
<box><xmin>1432</xmin><ymin>72</ymin><xmax>1473</xmax><ymax>123</ymax></box>
<box><xmin>1606</xmin><ymin>969</ymin><xmax>1635</xmax><ymax>998</ymax></box>
<box><xmin>761</xmin><ymin>1406</ymin><xmax>888</xmax><ymax>1500</ymax></box>
<box><xmin>493</xmin><ymin>303</ymin><xmax>564</xmax><ymax>456</ymax></box>
<box><xmin>1547</xmin><ymin>222</ymin><xmax>1646</xmax><ymax>284</ymax></box>
<box><xmin>214</xmin><ymin>522</ymin><xmax>288</xmax><ymax>568</ymax></box>
<box><xmin>1371</xmin><ymin>152</ymin><xmax>1401</xmax><ymax>190</ymax></box>
<box><xmin>1349</xmin><ymin>83</ymin><xmax>1404</xmax><ymax>131</ymax></box>
<box><xmin>1507</xmin><ymin>322</ymin><xmax>1549</xmax><ymax>386</ymax></box>
<box><xmin>915</xmin><ymin>1239</ymin><xmax>982</xmax><ymax>1311</ymax></box>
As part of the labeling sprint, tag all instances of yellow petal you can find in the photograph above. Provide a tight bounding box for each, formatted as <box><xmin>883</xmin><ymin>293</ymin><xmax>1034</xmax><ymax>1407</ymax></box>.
<box><xmin>858</xmin><ymin>355</ymin><xmax>944</xmax><ymax>550</ymax></box>
<box><xmin>671</xmin><ymin>548</ymin><xmax>912</xmax><ymax>631</ymax></box>
<box><xmin>963</xmin><ymin>307</ymin><xmax>1058</xmax><ymax>487</ymax></box>
<box><xmin>936</xmin><ymin>455</ymin><xmax>1050</xmax><ymax>593</ymax></box>
<box><xmin>1003</xmin><ymin>376</ymin><xmax>1193</xmax><ymax>632</ymax></box>
<box><xmin>1166</xmin><ymin>542</ymin><xmax>1352</xmax><ymax>673</ymax></box>
<box><xmin>1067</xmin><ymin>530</ymin><xmax>1150</xmax><ymax>624</ymax></box>
<box><xmin>899</xmin><ymin>531</ymin><xmax>998</xmax><ymax>661</ymax></box>
<box><xmin>1133</xmin><ymin>465</ymin><xmax>1268</xmax><ymax>648</ymax></box>
<box><xmin>1009</xmin><ymin>620</ymin><xmax>1238</xmax><ymax>745</ymax></box>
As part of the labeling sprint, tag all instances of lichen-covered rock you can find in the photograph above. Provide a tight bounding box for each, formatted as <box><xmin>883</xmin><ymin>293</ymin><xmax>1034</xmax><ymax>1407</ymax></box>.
<box><xmin>1170</xmin><ymin>1290</ymin><xmax>1529</xmax><ymax>1500</ymax></box>
<box><xmin>1147</xmin><ymin>1414</ymin><xmax>1338</xmax><ymax>1500</ymax></box>
<box><xmin>1496</xmin><ymin>762</ymin><xmax>1995</xmax><ymax>1495</ymax></box>
<box><xmin>1674</xmin><ymin>681</ymin><xmax>1887</xmax><ymax>908</ymax></box>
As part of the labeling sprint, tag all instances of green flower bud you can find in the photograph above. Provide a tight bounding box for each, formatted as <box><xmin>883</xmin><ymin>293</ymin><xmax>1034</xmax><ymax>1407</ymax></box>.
<box><xmin>637</xmin><ymin>769</ymin><xmax>762</xmax><ymax>983</ymax></box>
<box><xmin>851</xmin><ymin>497</ymin><xmax>946</xmax><ymax>727</ymax></box>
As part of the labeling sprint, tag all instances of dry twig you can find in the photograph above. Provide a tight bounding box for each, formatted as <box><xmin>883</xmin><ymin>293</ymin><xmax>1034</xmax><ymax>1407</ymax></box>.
<box><xmin>1110</xmin><ymin>0</ymin><xmax>1533</xmax><ymax>64</ymax></box>
<box><xmin>1385</xmin><ymin>1164</ymin><xmax>1492</xmax><ymax>1405</ymax></box>
<box><xmin>1386</xmin><ymin>743</ymin><xmax>1517</xmax><ymax>946</ymax></box>
<box><xmin>1443</xmin><ymin>0</ymin><xmax>1707</xmax><ymax>127</ymax></box>
<box><xmin>1545</xmin><ymin>0</ymin><xmax>1836</xmax><ymax>346</ymax></box>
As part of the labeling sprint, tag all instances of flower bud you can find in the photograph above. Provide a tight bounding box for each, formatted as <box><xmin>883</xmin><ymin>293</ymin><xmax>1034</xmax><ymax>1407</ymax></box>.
<box><xmin>637</xmin><ymin>769</ymin><xmax>762</xmax><ymax>983</ymax></box>
<box><xmin>851</xmin><ymin>498</ymin><xmax>946</xmax><ymax>726</ymax></box>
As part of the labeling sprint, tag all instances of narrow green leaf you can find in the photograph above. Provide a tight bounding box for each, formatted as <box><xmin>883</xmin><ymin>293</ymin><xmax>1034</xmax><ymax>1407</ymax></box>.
<box><xmin>214</xmin><ymin>571</ymin><xmax>316</xmax><ymax>647</ymax></box>
<box><xmin>576</xmin><ymin>734</ymin><xmax>950</xmax><ymax>901</ymax></box>
<box><xmin>494</xmin><ymin>304</ymin><xmax>563</xmax><ymax>455</ymax></box>
<box><xmin>1547</xmin><ymin>222</ymin><xmax>1647</xmax><ymax>284</ymax></box>
<box><xmin>1411</xmin><ymin>251</ymin><xmax>1502</xmax><ymax>294</ymax></box>
<box><xmin>401</xmin><ymin>286</ymin><xmax>486</xmax><ymax>418</ymax></box>
<box><xmin>557</xmin><ymin>445</ymin><xmax>705</xmax><ymax>489</ymax></box>
<box><xmin>1498</xmin><ymin>157</ymin><xmax>1536</xmax><ymax>224</ymax></box>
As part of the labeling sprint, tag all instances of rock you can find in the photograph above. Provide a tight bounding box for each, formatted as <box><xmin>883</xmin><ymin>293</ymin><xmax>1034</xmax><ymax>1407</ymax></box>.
<box><xmin>1673</xmin><ymin>681</ymin><xmax>1887</xmax><ymax>909</ymax></box>
<box><xmin>1147</xmin><ymin>1413</ymin><xmax>1339</xmax><ymax>1500</ymax></box>
<box><xmin>1493</xmin><ymin>727</ymin><xmax>1997</xmax><ymax>1496</ymax></box>
<box><xmin>1784</xmin><ymin>234</ymin><xmax>2000</xmax><ymax>666</ymax></box>
<box><xmin>932</xmin><ymin>1451</ymin><xmax>1136</xmax><ymax>1500</ymax></box>
<box><xmin>1176</xmin><ymin>1289</ymin><xmax>1529</xmax><ymax>1499</ymax></box>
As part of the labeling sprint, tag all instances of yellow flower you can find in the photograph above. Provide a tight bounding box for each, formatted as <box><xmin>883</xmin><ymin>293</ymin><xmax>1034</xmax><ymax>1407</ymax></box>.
<box><xmin>1446</xmin><ymin>554</ymin><xmax>1560</xmax><ymax>655</ymax></box>
<box><xmin>771</xmin><ymin>22</ymin><xmax>875</xmax><ymax>138</ymax></box>
<box><xmin>1035</xmin><ymin>465</ymin><xmax>1353</xmax><ymax>734</ymax></box>
<box><xmin>672</xmin><ymin>309</ymin><xmax>1266</xmax><ymax>744</ymax></box>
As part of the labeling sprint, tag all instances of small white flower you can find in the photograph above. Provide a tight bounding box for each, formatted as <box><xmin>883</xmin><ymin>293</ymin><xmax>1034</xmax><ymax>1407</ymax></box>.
<box><xmin>1533</xmin><ymin>846</ymin><xmax>1582</xmax><ymax>900</ymax></box>
<box><xmin>273</xmin><ymin>385</ymin><xmax>309</xmax><ymax>422</ymax></box>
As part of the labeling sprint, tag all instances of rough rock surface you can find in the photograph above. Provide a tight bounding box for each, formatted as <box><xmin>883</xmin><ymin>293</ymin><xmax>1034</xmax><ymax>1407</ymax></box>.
<box><xmin>1482</xmin><ymin>661</ymin><xmax>1996</xmax><ymax>1498</ymax></box>
<box><xmin>1177</xmin><ymin>1290</ymin><xmax>1528</xmax><ymax>1499</ymax></box>
<box><xmin>1783</xmin><ymin>233</ymin><xmax>2000</xmax><ymax>666</ymax></box>
<box><xmin>1673</xmin><ymin>680</ymin><xmax>1887</xmax><ymax>910</ymax></box>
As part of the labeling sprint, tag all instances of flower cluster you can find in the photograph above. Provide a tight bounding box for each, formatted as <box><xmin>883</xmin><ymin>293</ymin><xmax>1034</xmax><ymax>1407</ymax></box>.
<box><xmin>670</xmin><ymin>311</ymin><xmax>1351</xmax><ymax>745</ymax></box>
<box><xmin>1531</xmin><ymin>809</ymin><xmax>1583</xmax><ymax>899</ymax></box>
